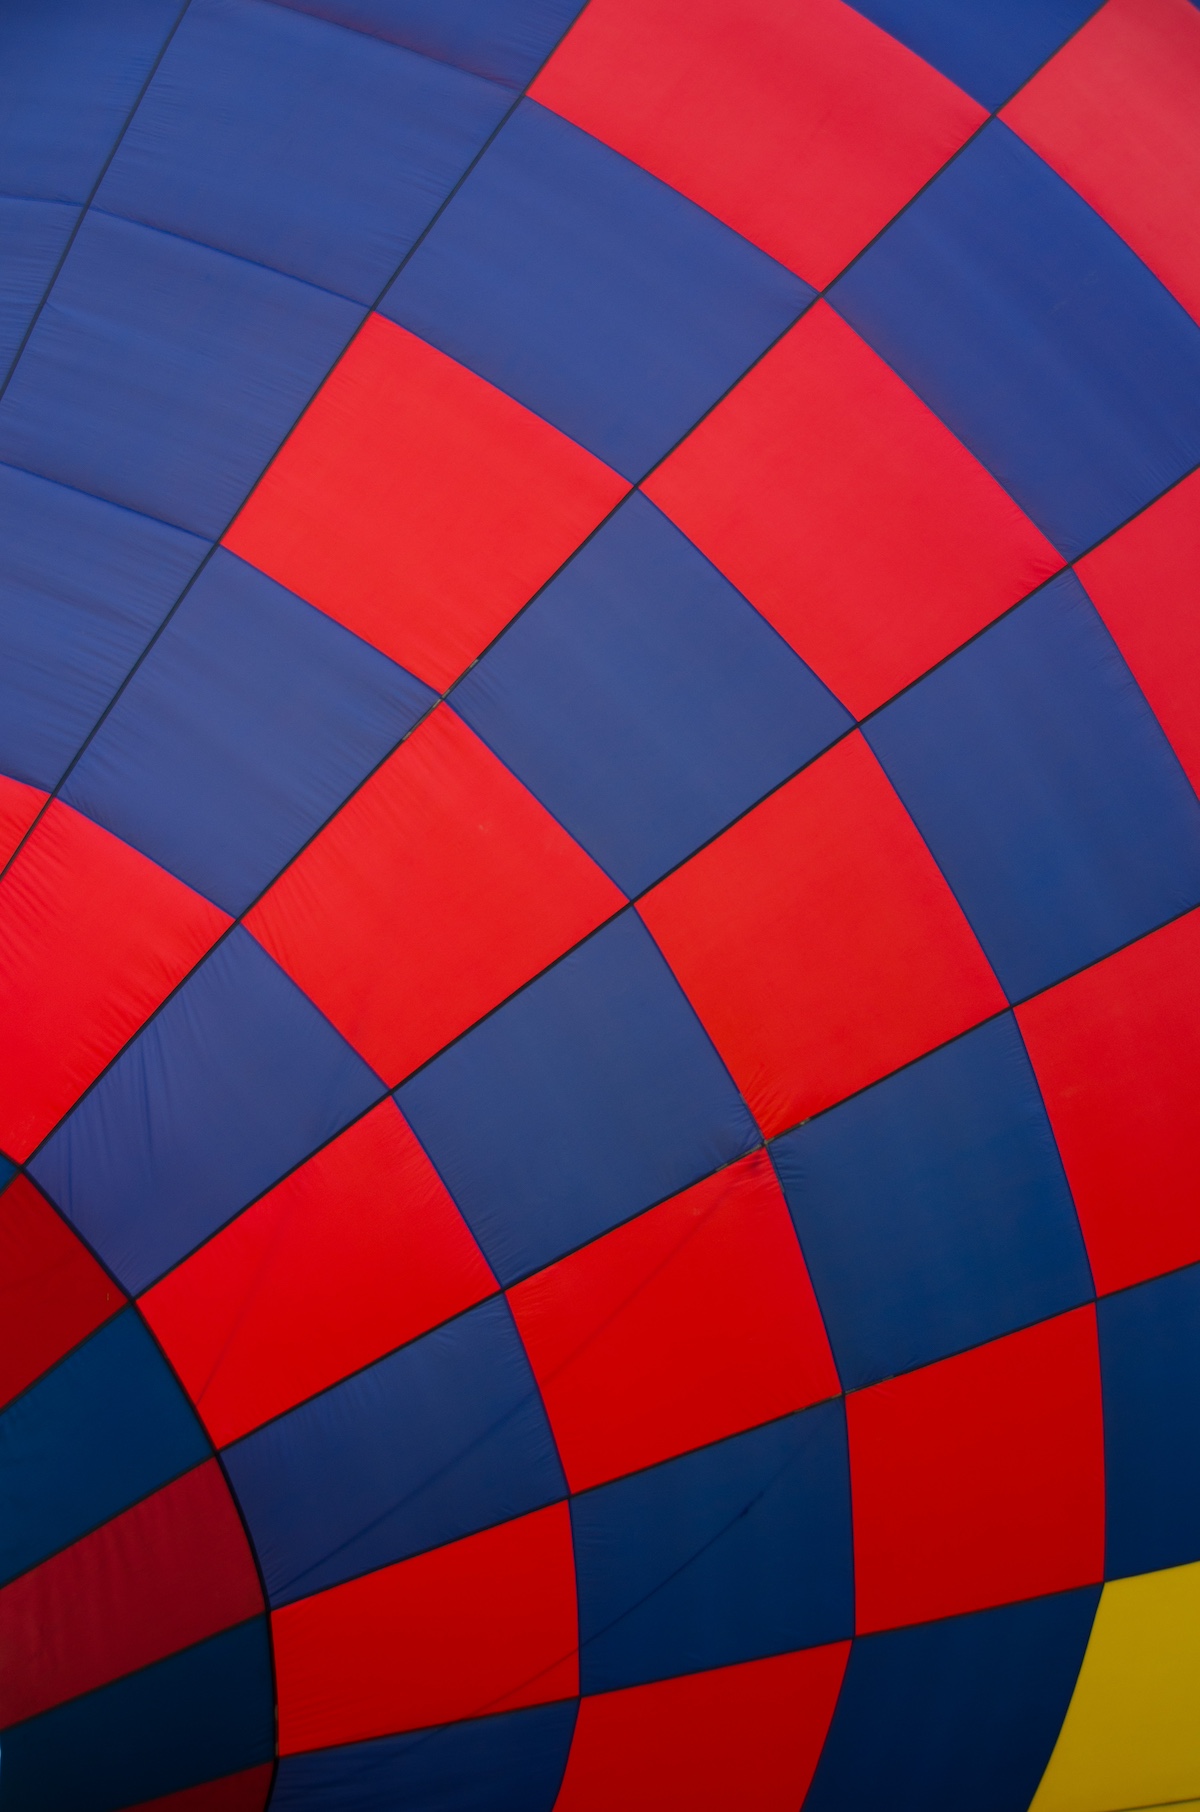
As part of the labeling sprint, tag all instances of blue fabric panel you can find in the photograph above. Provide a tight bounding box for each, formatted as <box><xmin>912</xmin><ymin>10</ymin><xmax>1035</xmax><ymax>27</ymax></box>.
<box><xmin>772</xmin><ymin>1015</ymin><xmax>1093</xmax><ymax>1390</ymax></box>
<box><xmin>0</xmin><ymin>1155</ymin><xmax>15</xmax><ymax>1191</ymax></box>
<box><xmin>273</xmin><ymin>0</ymin><xmax>585</xmax><ymax>87</ymax></box>
<box><xmin>0</xmin><ymin>0</ymin><xmax>183</xmax><ymax>204</ymax></box>
<box><xmin>865</xmin><ymin>572</ymin><xmax>1200</xmax><ymax>1002</ymax></box>
<box><xmin>383</xmin><ymin>100</ymin><xmax>810</xmax><ymax>480</ymax></box>
<box><xmin>1100</xmin><ymin>1263</ymin><xmax>1200</xmax><ymax>1579</ymax></box>
<box><xmin>97</xmin><ymin>0</ymin><xmax>510</xmax><ymax>305</ymax></box>
<box><xmin>0</xmin><ymin>198</ymin><xmax>76</xmax><ymax>374</ymax></box>
<box><xmin>830</xmin><ymin>122</ymin><xmax>1200</xmax><ymax>559</ymax></box>
<box><xmin>0</xmin><ymin>1309</ymin><xmax>209</xmax><ymax>1588</ymax></box>
<box><xmin>398</xmin><ymin>911</ymin><xmax>758</xmax><ymax>1287</ymax></box>
<box><xmin>804</xmin><ymin>1588</ymin><xmax>1099</xmax><ymax>1812</ymax></box>
<box><xmin>61</xmin><ymin>549</ymin><xmax>433</xmax><ymax>914</ymax></box>
<box><xmin>0</xmin><ymin>210</ymin><xmax>361</xmax><ymax>539</ymax></box>
<box><xmin>845</xmin><ymin>0</ymin><xmax>1100</xmax><ymax>109</ymax></box>
<box><xmin>0</xmin><ymin>1618</ymin><xmax>274</xmax><ymax>1812</ymax></box>
<box><xmin>452</xmin><ymin>494</ymin><xmax>850</xmax><ymax>895</ymax></box>
<box><xmin>272</xmin><ymin>1700</ymin><xmax>578</xmax><ymax>1812</ymax></box>
<box><xmin>223</xmin><ymin>1296</ymin><xmax>565</xmax><ymax>1605</ymax></box>
<box><xmin>572</xmin><ymin>1400</ymin><xmax>853</xmax><ymax>1693</ymax></box>
<box><xmin>0</xmin><ymin>464</ymin><xmax>206</xmax><ymax>793</ymax></box>
<box><xmin>30</xmin><ymin>929</ymin><xmax>383</xmax><ymax>1295</ymax></box>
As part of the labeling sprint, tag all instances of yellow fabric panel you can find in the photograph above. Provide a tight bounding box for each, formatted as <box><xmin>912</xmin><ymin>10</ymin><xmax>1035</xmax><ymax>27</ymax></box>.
<box><xmin>1030</xmin><ymin>1560</ymin><xmax>1200</xmax><ymax>1812</ymax></box>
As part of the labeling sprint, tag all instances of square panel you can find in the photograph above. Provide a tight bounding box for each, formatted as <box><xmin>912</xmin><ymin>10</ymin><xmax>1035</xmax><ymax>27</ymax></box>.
<box><xmin>507</xmin><ymin>1149</ymin><xmax>839</xmax><ymax>1491</ymax></box>
<box><xmin>225</xmin><ymin>314</ymin><xmax>625</xmax><ymax>691</ymax></box>
<box><xmin>638</xmin><ymin>731</ymin><xmax>1005</xmax><ymax>1137</ymax></box>
<box><xmin>246</xmin><ymin>704</ymin><xmax>622</xmax><ymax>1086</ymax></box>
<box><xmin>772</xmin><ymin>1013</ymin><xmax>1093</xmax><ymax>1390</ymax></box>
<box><xmin>0</xmin><ymin>1175</ymin><xmax>122</xmax><ymax>1410</ymax></box>
<box><xmin>530</xmin><ymin>0</ymin><xmax>982</xmax><ymax>287</ymax></box>
<box><xmin>1017</xmin><ymin>908</ymin><xmax>1200</xmax><ymax>1295</ymax></box>
<box><xmin>381</xmin><ymin>98</ymin><xmax>810</xmax><ymax>479</ymax></box>
<box><xmin>397</xmin><ymin>910</ymin><xmax>758</xmax><ymax>1287</ymax></box>
<box><xmin>847</xmin><ymin>1307</ymin><xmax>1105</xmax><ymax>1632</ymax></box>
<box><xmin>451</xmin><ymin>492</ymin><xmax>850</xmax><ymax>894</ymax></box>
<box><xmin>830</xmin><ymin>120</ymin><xmax>1200</xmax><ymax>558</ymax></box>
<box><xmin>646</xmin><ymin>303</ymin><xmax>1061</xmax><ymax>717</ymax></box>
<box><xmin>847</xmin><ymin>0</ymin><xmax>1099</xmax><ymax>109</ymax></box>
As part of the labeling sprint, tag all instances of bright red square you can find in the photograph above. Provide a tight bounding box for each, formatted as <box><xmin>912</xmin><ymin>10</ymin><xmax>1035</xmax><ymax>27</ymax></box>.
<box><xmin>273</xmin><ymin>1502</ymin><xmax>578</xmax><ymax>1753</ymax></box>
<box><xmin>140</xmin><ymin>1099</ymin><xmax>496</xmax><ymax>1447</ymax></box>
<box><xmin>644</xmin><ymin>303</ymin><xmax>1061</xmax><ymax>717</ymax></box>
<box><xmin>0</xmin><ymin>1174</ymin><xmax>122</xmax><ymax>1409</ymax></box>
<box><xmin>531</xmin><ymin>0</ymin><xmax>983</xmax><ymax>288</ymax></box>
<box><xmin>0</xmin><ymin>774</ymin><xmax>45</xmax><ymax>871</ymax></box>
<box><xmin>553</xmin><ymin>1644</ymin><xmax>849</xmax><ymax>1812</ymax></box>
<box><xmin>848</xmin><ymin>1307</ymin><xmax>1105</xmax><ymax>1633</ymax></box>
<box><xmin>1017</xmin><ymin>906</ymin><xmax>1200</xmax><ymax>1295</ymax></box>
<box><xmin>0</xmin><ymin>801</ymin><xmax>230</xmax><ymax>1160</ymax></box>
<box><xmin>638</xmin><ymin>732</ymin><xmax>1005</xmax><ymax>1136</ymax></box>
<box><xmin>1075</xmin><ymin>467</ymin><xmax>1200</xmax><ymax>798</ymax></box>
<box><xmin>1003</xmin><ymin>0</ymin><xmax>1200</xmax><ymax>324</ymax></box>
<box><xmin>224</xmin><ymin>314</ymin><xmax>627</xmax><ymax>691</ymax></box>
<box><xmin>246</xmin><ymin>705</ymin><xmax>623</xmax><ymax>1087</ymax></box>
<box><xmin>508</xmin><ymin>1150</ymin><xmax>839</xmax><ymax>1491</ymax></box>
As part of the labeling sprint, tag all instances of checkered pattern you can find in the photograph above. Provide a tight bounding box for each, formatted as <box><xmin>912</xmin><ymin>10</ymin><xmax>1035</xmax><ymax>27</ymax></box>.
<box><xmin>2</xmin><ymin>2</ymin><xmax>1200</xmax><ymax>1809</ymax></box>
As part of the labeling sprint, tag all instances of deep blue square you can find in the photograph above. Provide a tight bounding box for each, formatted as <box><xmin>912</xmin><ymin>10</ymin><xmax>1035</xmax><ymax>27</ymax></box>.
<box><xmin>864</xmin><ymin>572</ymin><xmax>1200</xmax><ymax>1001</ymax></box>
<box><xmin>30</xmin><ymin>928</ymin><xmax>383</xmax><ymax>1295</ymax></box>
<box><xmin>62</xmin><ymin>549</ymin><xmax>434</xmax><ymax>914</ymax></box>
<box><xmin>382</xmin><ymin>99</ymin><xmax>810</xmax><ymax>479</ymax></box>
<box><xmin>224</xmin><ymin>1295</ymin><xmax>566</xmax><ymax>1604</ymax></box>
<box><xmin>572</xmin><ymin>1400</ymin><xmax>853</xmax><ymax>1693</ymax></box>
<box><xmin>0</xmin><ymin>210</ymin><xmax>361</xmax><ymax>538</ymax></box>
<box><xmin>274</xmin><ymin>0</ymin><xmax>586</xmax><ymax>88</ymax></box>
<box><xmin>452</xmin><ymin>494</ymin><xmax>850</xmax><ymax>895</ymax></box>
<box><xmin>1100</xmin><ymin>1262</ymin><xmax>1200</xmax><ymax>1579</ymax></box>
<box><xmin>831</xmin><ymin>121</ymin><xmax>1200</xmax><ymax>558</ymax></box>
<box><xmin>772</xmin><ymin>1014</ymin><xmax>1093</xmax><ymax>1389</ymax></box>
<box><xmin>846</xmin><ymin>0</ymin><xmax>1100</xmax><ymax>109</ymax></box>
<box><xmin>97</xmin><ymin>0</ymin><xmax>510</xmax><ymax>304</ymax></box>
<box><xmin>397</xmin><ymin>910</ymin><xmax>758</xmax><ymax>1287</ymax></box>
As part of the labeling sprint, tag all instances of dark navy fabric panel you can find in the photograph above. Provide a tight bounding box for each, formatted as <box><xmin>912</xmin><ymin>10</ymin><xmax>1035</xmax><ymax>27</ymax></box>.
<box><xmin>0</xmin><ymin>1309</ymin><xmax>209</xmax><ymax>1587</ymax></box>
<box><xmin>30</xmin><ymin>929</ymin><xmax>383</xmax><ymax>1295</ymax></box>
<box><xmin>865</xmin><ymin>572</ymin><xmax>1200</xmax><ymax>1002</ymax></box>
<box><xmin>845</xmin><ymin>0</ymin><xmax>1100</xmax><ymax>109</ymax></box>
<box><xmin>398</xmin><ymin>911</ymin><xmax>758</xmax><ymax>1287</ymax></box>
<box><xmin>1100</xmin><ymin>1263</ymin><xmax>1200</xmax><ymax>1579</ymax></box>
<box><xmin>0</xmin><ymin>464</ymin><xmax>206</xmax><ymax>792</ymax></box>
<box><xmin>572</xmin><ymin>1400</ymin><xmax>853</xmax><ymax>1693</ymax></box>
<box><xmin>224</xmin><ymin>1296</ymin><xmax>565</xmax><ymax>1605</ymax></box>
<box><xmin>452</xmin><ymin>494</ymin><xmax>850</xmax><ymax>895</ymax></box>
<box><xmin>61</xmin><ymin>549</ymin><xmax>433</xmax><ymax>914</ymax></box>
<box><xmin>831</xmin><ymin>122</ymin><xmax>1200</xmax><ymax>559</ymax></box>
<box><xmin>274</xmin><ymin>0</ymin><xmax>585</xmax><ymax>87</ymax></box>
<box><xmin>0</xmin><ymin>0</ymin><xmax>183</xmax><ymax>204</ymax></box>
<box><xmin>0</xmin><ymin>198</ymin><xmax>76</xmax><ymax>374</ymax></box>
<box><xmin>804</xmin><ymin>1589</ymin><xmax>1099</xmax><ymax>1812</ymax></box>
<box><xmin>97</xmin><ymin>0</ymin><xmax>510</xmax><ymax>304</ymax></box>
<box><xmin>0</xmin><ymin>1155</ymin><xmax>15</xmax><ymax>1192</ymax></box>
<box><xmin>273</xmin><ymin>1700</ymin><xmax>578</xmax><ymax>1811</ymax></box>
<box><xmin>383</xmin><ymin>100</ymin><xmax>810</xmax><ymax>479</ymax></box>
<box><xmin>0</xmin><ymin>210</ymin><xmax>361</xmax><ymax>539</ymax></box>
<box><xmin>772</xmin><ymin>1015</ymin><xmax>1093</xmax><ymax>1390</ymax></box>
<box><xmin>0</xmin><ymin>1618</ymin><xmax>274</xmax><ymax>1812</ymax></box>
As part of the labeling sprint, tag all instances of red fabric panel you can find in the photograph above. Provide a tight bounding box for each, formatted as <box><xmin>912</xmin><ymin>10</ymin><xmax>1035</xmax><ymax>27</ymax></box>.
<box><xmin>848</xmin><ymin>1307</ymin><xmax>1105</xmax><ymax>1633</ymax></box>
<box><xmin>552</xmin><ymin>1644</ymin><xmax>849</xmax><ymax>1812</ymax></box>
<box><xmin>123</xmin><ymin>1766</ymin><xmax>273</xmax><ymax>1812</ymax></box>
<box><xmin>1017</xmin><ymin>907</ymin><xmax>1200</xmax><ymax>1295</ymax></box>
<box><xmin>273</xmin><ymin>1502</ymin><xmax>578</xmax><ymax>1753</ymax></box>
<box><xmin>0</xmin><ymin>1174</ymin><xmax>122</xmax><ymax>1409</ymax></box>
<box><xmin>0</xmin><ymin>774</ymin><xmax>45</xmax><ymax>871</ymax></box>
<box><xmin>140</xmin><ymin>1099</ymin><xmax>496</xmax><ymax>1447</ymax></box>
<box><xmin>224</xmin><ymin>315</ymin><xmax>627</xmax><ymax>691</ymax></box>
<box><xmin>644</xmin><ymin>303</ymin><xmax>1060</xmax><ymax>716</ymax></box>
<box><xmin>246</xmin><ymin>705</ymin><xmax>622</xmax><ymax>1088</ymax></box>
<box><xmin>1002</xmin><ymin>0</ymin><xmax>1200</xmax><ymax>324</ymax></box>
<box><xmin>508</xmin><ymin>1149</ymin><xmax>839</xmax><ymax>1491</ymax></box>
<box><xmin>1074</xmin><ymin>467</ymin><xmax>1200</xmax><ymax>797</ymax></box>
<box><xmin>0</xmin><ymin>1460</ymin><xmax>263</xmax><ymax>1725</ymax></box>
<box><xmin>0</xmin><ymin>800</ymin><xmax>229</xmax><ymax>1161</ymax></box>
<box><xmin>638</xmin><ymin>732</ymin><xmax>1005</xmax><ymax>1135</ymax></box>
<box><xmin>530</xmin><ymin>0</ymin><xmax>983</xmax><ymax>288</ymax></box>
